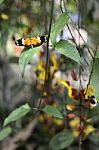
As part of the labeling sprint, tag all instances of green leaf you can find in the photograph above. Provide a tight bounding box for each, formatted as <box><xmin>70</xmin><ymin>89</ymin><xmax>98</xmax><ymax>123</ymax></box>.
<box><xmin>0</xmin><ymin>0</ymin><xmax>4</xmax><ymax>4</ymax></box>
<box><xmin>55</xmin><ymin>40</ymin><xmax>81</xmax><ymax>64</ymax></box>
<box><xmin>0</xmin><ymin>127</ymin><xmax>12</xmax><ymax>141</ymax></box>
<box><xmin>96</xmin><ymin>50</ymin><xmax>99</xmax><ymax>58</ymax></box>
<box><xmin>19</xmin><ymin>47</ymin><xmax>40</xmax><ymax>76</ymax></box>
<box><xmin>43</xmin><ymin>105</ymin><xmax>63</xmax><ymax>119</ymax></box>
<box><xmin>90</xmin><ymin>58</ymin><xmax>99</xmax><ymax>100</ymax></box>
<box><xmin>50</xmin><ymin>12</ymin><xmax>69</xmax><ymax>44</ymax></box>
<box><xmin>49</xmin><ymin>131</ymin><xmax>74</xmax><ymax>150</ymax></box>
<box><xmin>4</xmin><ymin>103</ymin><xmax>31</xmax><ymax>127</ymax></box>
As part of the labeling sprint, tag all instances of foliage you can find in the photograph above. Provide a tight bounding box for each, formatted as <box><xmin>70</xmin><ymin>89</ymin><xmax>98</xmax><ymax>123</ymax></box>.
<box><xmin>19</xmin><ymin>47</ymin><xmax>41</xmax><ymax>76</ymax></box>
<box><xmin>54</xmin><ymin>39</ymin><xmax>81</xmax><ymax>64</ymax></box>
<box><xmin>0</xmin><ymin>127</ymin><xmax>12</xmax><ymax>141</ymax></box>
<box><xmin>50</xmin><ymin>12</ymin><xmax>69</xmax><ymax>45</ymax></box>
<box><xmin>90</xmin><ymin>58</ymin><xmax>99</xmax><ymax>100</ymax></box>
<box><xmin>4</xmin><ymin>103</ymin><xmax>31</xmax><ymax>127</ymax></box>
<box><xmin>0</xmin><ymin>0</ymin><xmax>99</xmax><ymax>150</ymax></box>
<box><xmin>49</xmin><ymin>131</ymin><xmax>74</xmax><ymax>150</ymax></box>
<box><xmin>43</xmin><ymin>105</ymin><xmax>63</xmax><ymax>119</ymax></box>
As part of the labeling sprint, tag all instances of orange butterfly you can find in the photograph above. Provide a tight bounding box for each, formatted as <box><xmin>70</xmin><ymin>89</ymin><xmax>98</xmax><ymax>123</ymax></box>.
<box><xmin>15</xmin><ymin>36</ymin><xmax>47</xmax><ymax>47</ymax></box>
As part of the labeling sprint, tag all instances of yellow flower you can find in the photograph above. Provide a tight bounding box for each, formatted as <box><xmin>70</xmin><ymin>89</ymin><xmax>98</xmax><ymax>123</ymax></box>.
<box><xmin>1</xmin><ymin>13</ymin><xmax>9</xmax><ymax>20</ymax></box>
<box><xmin>50</xmin><ymin>54</ymin><xmax>58</xmax><ymax>76</ymax></box>
<box><xmin>84</xmin><ymin>85</ymin><xmax>94</xmax><ymax>99</ymax></box>
<box><xmin>53</xmin><ymin>118</ymin><xmax>63</xmax><ymax>126</ymax></box>
<box><xmin>69</xmin><ymin>118</ymin><xmax>80</xmax><ymax>128</ymax></box>
<box><xmin>69</xmin><ymin>118</ymin><xmax>80</xmax><ymax>137</ymax></box>
<box><xmin>66</xmin><ymin>104</ymin><xmax>76</xmax><ymax>111</ymax></box>
<box><xmin>72</xmin><ymin>130</ymin><xmax>79</xmax><ymax>137</ymax></box>
<box><xmin>35</xmin><ymin>60</ymin><xmax>46</xmax><ymax>81</ymax></box>
<box><xmin>50</xmin><ymin>54</ymin><xmax>58</xmax><ymax>69</ymax></box>
<box><xmin>84</xmin><ymin>125</ymin><xmax>95</xmax><ymax>136</ymax></box>
<box><xmin>35</xmin><ymin>61</ymin><xmax>45</xmax><ymax>71</ymax></box>
<box><xmin>38</xmin><ymin>71</ymin><xmax>45</xmax><ymax>81</ymax></box>
<box><xmin>59</xmin><ymin>80</ymin><xmax>72</xmax><ymax>98</ymax></box>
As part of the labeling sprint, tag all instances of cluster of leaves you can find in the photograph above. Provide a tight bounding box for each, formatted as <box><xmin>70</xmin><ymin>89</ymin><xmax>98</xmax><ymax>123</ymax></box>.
<box><xmin>0</xmin><ymin>0</ymin><xmax>99</xmax><ymax>150</ymax></box>
<box><xmin>0</xmin><ymin>11</ymin><xmax>98</xmax><ymax>148</ymax></box>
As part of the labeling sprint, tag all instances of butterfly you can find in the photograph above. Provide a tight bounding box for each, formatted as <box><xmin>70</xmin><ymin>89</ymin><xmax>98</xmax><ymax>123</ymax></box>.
<box><xmin>15</xmin><ymin>35</ymin><xmax>47</xmax><ymax>47</ymax></box>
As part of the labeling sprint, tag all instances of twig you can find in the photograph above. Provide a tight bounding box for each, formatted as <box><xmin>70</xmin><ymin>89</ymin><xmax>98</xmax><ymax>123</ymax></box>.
<box><xmin>61</xmin><ymin>1</ymin><xmax>86</xmax><ymax>149</ymax></box>
<box><xmin>78</xmin><ymin>69</ymin><xmax>83</xmax><ymax>150</ymax></box>
<box><xmin>60</xmin><ymin>0</ymin><xmax>93</xmax><ymax>59</ymax></box>
<box><xmin>60</xmin><ymin>0</ymin><xmax>89</xmax><ymax>66</ymax></box>
<box><xmin>67</xmin><ymin>24</ymin><xmax>89</xmax><ymax>66</ymax></box>
<box><xmin>35</xmin><ymin>0</ymin><xmax>54</xmax><ymax>114</ymax></box>
<box><xmin>84</xmin><ymin>46</ymin><xmax>98</xmax><ymax>96</ymax></box>
<box><xmin>78</xmin><ymin>1</ymin><xmax>83</xmax><ymax>149</ymax></box>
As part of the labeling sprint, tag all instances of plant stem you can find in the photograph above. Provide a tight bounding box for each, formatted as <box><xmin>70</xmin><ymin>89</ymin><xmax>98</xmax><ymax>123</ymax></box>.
<box><xmin>36</xmin><ymin>0</ymin><xmax>54</xmax><ymax>113</ymax></box>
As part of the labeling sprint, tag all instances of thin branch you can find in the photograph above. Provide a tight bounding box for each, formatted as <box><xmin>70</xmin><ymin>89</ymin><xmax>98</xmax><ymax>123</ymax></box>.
<box><xmin>84</xmin><ymin>46</ymin><xmax>98</xmax><ymax>96</ymax></box>
<box><xmin>60</xmin><ymin>0</ymin><xmax>93</xmax><ymax>59</ymax></box>
<box><xmin>35</xmin><ymin>0</ymin><xmax>54</xmax><ymax>114</ymax></box>
<box><xmin>67</xmin><ymin>24</ymin><xmax>89</xmax><ymax>66</ymax></box>
<box><xmin>78</xmin><ymin>68</ymin><xmax>83</xmax><ymax>150</ymax></box>
<box><xmin>60</xmin><ymin>0</ymin><xmax>89</xmax><ymax>66</ymax></box>
<box><xmin>78</xmin><ymin>1</ymin><xmax>83</xmax><ymax>149</ymax></box>
<box><xmin>61</xmin><ymin>1</ymin><xmax>86</xmax><ymax>149</ymax></box>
